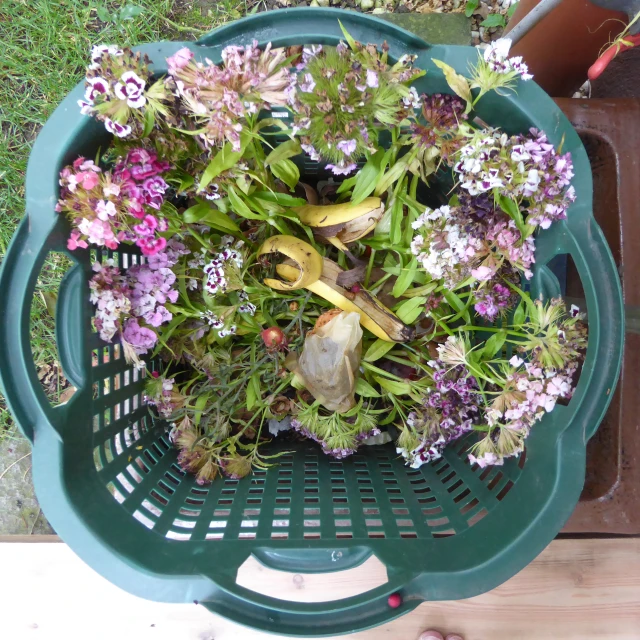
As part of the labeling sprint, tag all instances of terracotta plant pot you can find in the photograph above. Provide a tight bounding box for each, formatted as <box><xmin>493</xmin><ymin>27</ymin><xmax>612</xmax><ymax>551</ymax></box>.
<box><xmin>505</xmin><ymin>0</ymin><xmax>627</xmax><ymax>96</ymax></box>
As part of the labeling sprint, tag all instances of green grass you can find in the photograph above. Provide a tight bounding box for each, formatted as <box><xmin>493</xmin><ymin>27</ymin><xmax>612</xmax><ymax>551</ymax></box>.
<box><xmin>0</xmin><ymin>0</ymin><xmax>251</xmax><ymax>438</ymax></box>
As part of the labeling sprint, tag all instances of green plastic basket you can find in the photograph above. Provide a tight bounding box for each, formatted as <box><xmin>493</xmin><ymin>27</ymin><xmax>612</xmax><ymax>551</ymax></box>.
<box><xmin>0</xmin><ymin>8</ymin><xmax>624</xmax><ymax>637</ymax></box>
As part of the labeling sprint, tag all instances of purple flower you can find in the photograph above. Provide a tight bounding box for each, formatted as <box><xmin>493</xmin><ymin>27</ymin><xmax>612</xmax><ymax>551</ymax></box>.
<box><xmin>85</xmin><ymin>77</ymin><xmax>109</xmax><ymax>102</ymax></box>
<box><xmin>104</xmin><ymin>118</ymin><xmax>131</xmax><ymax>138</ymax></box>
<box><xmin>336</xmin><ymin>139</ymin><xmax>357</xmax><ymax>157</ymax></box>
<box><xmin>142</xmin><ymin>176</ymin><xmax>167</xmax><ymax>196</ymax></box>
<box><xmin>366</xmin><ymin>69</ymin><xmax>379</xmax><ymax>88</ymax></box>
<box><xmin>114</xmin><ymin>71</ymin><xmax>146</xmax><ymax>109</ymax></box>
<box><xmin>122</xmin><ymin>318</ymin><xmax>157</xmax><ymax>353</ymax></box>
<box><xmin>301</xmin><ymin>144</ymin><xmax>321</xmax><ymax>162</ymax></box>
<box><xmin>326</xmin><ymin>162</ymin><xmax>357</xmax><ymax>176</ymax></box>
<box><xmin>298</xmin><ymin>73</ymin><xmax>316</xmax><ymax>93</ymax></box>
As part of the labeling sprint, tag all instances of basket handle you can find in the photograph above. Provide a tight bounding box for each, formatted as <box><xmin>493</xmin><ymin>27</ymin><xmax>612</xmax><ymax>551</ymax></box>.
<box><xmin>199</xmin><ymin>545</ymin><xmax>422</xmax><ymax>636</ymax></box>
<box><xmin>195</xmin><ymin>7</ymin><xmax>431</xmax><ymax>59</ymax></box>
<box><xmin>533</xmin><ymin>206</ymin><xmax>624</xmax><ymax>441</ymax></box>
<box><xmin>0</xmin><ymin>218</ymin><xmax>69</xmax><ymax>443</ymax></box>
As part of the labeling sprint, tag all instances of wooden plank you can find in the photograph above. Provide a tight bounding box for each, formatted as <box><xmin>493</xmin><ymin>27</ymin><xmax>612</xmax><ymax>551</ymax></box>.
<box><xmin>0</xmin><ymin>539</ymin><xmax>639</xmax><ymax>639</ymax></box>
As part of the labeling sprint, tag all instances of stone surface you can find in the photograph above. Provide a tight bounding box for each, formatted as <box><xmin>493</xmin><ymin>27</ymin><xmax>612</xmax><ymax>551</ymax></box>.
<box><xmin>378</xmin><ymin>12</ymin><xmax>472</xmax><ymax>46</ymax></box>
<box><xmin>0</xmin><ymin>437</ymin><xmax>54</xmax><ymax>534</ymax></box>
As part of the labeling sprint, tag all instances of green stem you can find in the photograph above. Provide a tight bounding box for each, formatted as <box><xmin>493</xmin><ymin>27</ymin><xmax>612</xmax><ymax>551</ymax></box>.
<box><xmin>362</xmin><ymin>361</ymin><xmax>405</xmax><ymax>382</ymax></box>
<box><xmin>364</xmin><ymin>248</ymin><xmax>376</xmax><ymax>289</ymax></box>
<box><xmin>455</xmin><ymin>325</ymin><xmax>529</xmax><ymax>338</ymax></box>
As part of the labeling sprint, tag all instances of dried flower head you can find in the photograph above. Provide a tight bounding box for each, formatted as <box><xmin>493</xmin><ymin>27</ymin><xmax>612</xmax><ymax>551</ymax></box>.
<box><xmin>168</xmin><ymin>42</ymin><xmax>293</xmax><ymax>151</ymax></box>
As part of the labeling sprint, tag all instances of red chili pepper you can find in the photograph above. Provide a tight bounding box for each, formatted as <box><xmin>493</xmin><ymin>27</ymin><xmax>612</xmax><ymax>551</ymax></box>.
<box><xmin>588</xmin><ymin>34</ymin><xmax>640</xmax><ymax>81</ymax></box>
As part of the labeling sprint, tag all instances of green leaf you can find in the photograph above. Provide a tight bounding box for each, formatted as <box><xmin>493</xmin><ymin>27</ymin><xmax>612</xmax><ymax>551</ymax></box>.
<box><xmin>253</xmin><ymin>192</ymin><xmax>306</xmax><ymax>207</ymax></box>
<box><xmin>271</xmin><ymin>159</ymin><xmax>300</xmax><ymax>191</ymax></box>
<box><xmin>246</xmin><ymin>372</ymin><xmax>261</xmax><ymax>410</ymax></box>
<box><xmin>142</xmin><ymin>109</ymin><xmax>155</xmax><ymax>137</ymax></box>
<box><xmin>355</xmin><ymin>378</ymin><xmax>382</xmax><ymax>398</ymax></box>
<box><xmin>182</xmin><ymin>202</ymin><xmax>240</xmax><ymax>233</ymax></box>
<box><xmin>507</xmin><ymin>1</ymin><xmax>519</xmax><ymax>19</ymax></box>
<box><xmin>194</xmin><ymin>393</ymin><xmax>209</xmax><ymax>427</ymax></box>
<box><xmin>151</xmin><ymin>314</ymin><xmax>187</xmax><ymax>357</ymax></box>
<box><xmin>339</xmin><ymin>20</ymin><xmax>358</xmax><ymax>51</ymax></box>
<box><xmin>432</xmin><ymin>59</ymin><xmax>473</xmax><ymax>108</ymax></box>
<box><xmin>513</xmin><ymin>300</ymin><xmax>526</xmax><ymax>326</ymax></box>
<box><xmin>265</xmin><ymin>139</ymin><xmax>302</xmax><ymax>166</ymax></box>
<box><xmin>481</xmin><ymin>13</ymin><xmax>507</xmax><ymax>27</ymax></box>
<box><xmin>497</xmin><ymin>194</ymin><xmax>526</xmax><ymax>236</ymax></box>
<box><xmin>392</xmin><ymin>256</ymin><xmax>418</xmax><ymax>298</ymax></box>
<box><xmin>227</xmin><ymin>185</ymin><xmax>265</xmax><ymax>220</ymax></box>
<box><xmin>395</xmin><ymin>296</ymin><xmax>427</xmax><ymax>324</ymax></box>
<box><xmin>465</xmin><ymin>0</ymin><xmax>479</xmax><ymax>17</ymax></box>
<box><xmin>482</xmin><ymin>330</ymin><xmax>507</xmax><ymax>359</ymax></box>
<box><xmin>336</xmin><ymin>175</ymin><xmax>358</xmax><ymax>195</ymax></box>
<box><xmin>374</xmin><ymin>161</ymin><xmax>407</xmax><ymax>196</ymax></box>
<box><xmin>351</xmin><ymin>148</ymin><xmax>385</xmax><ymax>205</ymax></box>
<box><xmin>256</xmin><ymin>117</ymin><xmax>290</xmax><ymax>131</ymax></box>
<box><xmin>374</xmin><ymin>376</ymin><xmax>412</xmax><ymax>396</ymax></box>
<box><xmin>390</xmin><ymin>196</ymin><xmax>404</xmax><ymax>246</ymax></box>
<box><xmin>364</xmin><ymin>339</ymin><xmax>395</xmax><ymax>363</ymax></box>
<box><xmin>198</xmin><ymin>133</ymin><xmax>250</xmax><ymax>191</ymax></box>
<box><xmin>40</xmin><ymin>291</ymin><xmax>57</xmax><ymax>319</ymax></box>
<box><xmin>118</xmin><ymin>4</ymin><xmax>144</xmax><ymax>20</ymax></box>
<box><xmin>402</xmin><ymin>282</ymin><xmax>438</xmax><ymax>298</ymax></box>
<box><xmin>96</xmin><ymin>5</ymin><xmax>112</xmax><ymax>21</ymax></box>
<box><xmin>443</xmin><ymin>289</ymin><xmax>465</xmax><ymax>313</ymax></box>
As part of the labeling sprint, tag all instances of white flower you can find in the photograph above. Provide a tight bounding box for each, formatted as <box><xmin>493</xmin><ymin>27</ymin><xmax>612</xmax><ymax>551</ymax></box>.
<box><xmin>104</xmin><ymin>118</ymin><xmax>132</xmax><ymax>138</ymax></box>
<box><xmin>509</xmin><ymin>355</ymin><xmax>524</xmax><ymax>368</ymax></box>
<box><xmin>402</xmin><ymin>86</ymin><xmax>420</xmax><ymax>109</ymax></box>
<box><xmin>114</xmin><ymin>71</ymin><xmax>146</xmax><ymax>109</ymax></box>
<box><xmin>484</xmin><ymin>38</ymin><xmax>512</xmax><ymax>63</ymax></box>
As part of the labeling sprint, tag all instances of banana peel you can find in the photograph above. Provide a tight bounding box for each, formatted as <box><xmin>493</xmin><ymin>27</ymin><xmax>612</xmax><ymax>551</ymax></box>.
<box><xmin>257</xmin><ymin>235</ymin><xmax>323</xmax><ymax>292</ymax></box>
<box><xmin>259</xmin><ymin>235</ymin><xmax>413</xmax><ymax>343</ymax></box>
<box><xmin>293</xmin><ymin>198</ymin><xmax>385</xmax><ymax>251</ymax></box>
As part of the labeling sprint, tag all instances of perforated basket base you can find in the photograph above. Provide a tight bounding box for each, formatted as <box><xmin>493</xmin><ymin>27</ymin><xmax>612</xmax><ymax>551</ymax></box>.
<box><xmin>96</xmin><ymin>408</ymin><xmax>524</xmax><ymax>544</ymax></box>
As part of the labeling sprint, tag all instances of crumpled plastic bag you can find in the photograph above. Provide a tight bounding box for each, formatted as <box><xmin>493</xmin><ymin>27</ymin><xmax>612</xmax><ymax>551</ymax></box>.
<box><xmin>292</xmin><ymin>311</ymin><xmax>363</xmax><ymax>413</ymax></box>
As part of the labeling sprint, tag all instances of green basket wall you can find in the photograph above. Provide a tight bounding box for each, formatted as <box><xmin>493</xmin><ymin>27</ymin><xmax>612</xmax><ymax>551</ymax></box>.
<box><xmin>0</xmin><ymin>8</ymin><xmax>623</xmax><ymax>638</ymax></box>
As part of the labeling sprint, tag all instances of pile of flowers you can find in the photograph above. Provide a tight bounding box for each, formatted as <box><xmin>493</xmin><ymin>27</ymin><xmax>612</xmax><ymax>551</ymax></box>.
<box><xmin>58</xmin><ymin>31</ymin><xmax>587</xmax><ymax>483</ymax></box>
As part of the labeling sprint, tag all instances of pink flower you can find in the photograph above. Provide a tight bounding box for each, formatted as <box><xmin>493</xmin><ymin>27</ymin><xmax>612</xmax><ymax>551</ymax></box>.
<box><xmin>166</xmin><ymin>47</ymin><xmax>193</xmax><ymax>73</ymax></box>
<box><xmin>67</xmin><ymin>230</ymin><xmax>88</xmax><ymax>251</ymax></box>
<box><xmin>128</xmin><ymin>200</ymin><xmax>146</xmax><ymax>219</ymax></box>
<box><xmin>114</xmin><ymin>71</ymin><xmax>146</xmax><ymax>109</ymax></box>
<box><xmin>76</xmin><ymin>170</ymin><xmax>99</xmax><ymax>190</ymax></box>
<box><xmin>133</xmin><ymin>214</ymin><xmax>158</xmax><ymax>237</ymax></box>
<box><xmin>95</xmin><ymin>199</ymin><xmax>117</xmax><ymax>221</ymax></box>
<box><xmin>137</xmin><ymin>236</ymin><xmax>167</xmax><ymax>256</ymax></box>
<box><xmin>127</xmin><ymin>148</ymin><xmax>155</xmax><ymax>165</ymax></box>
<box><xmin>471</xmin><ymin>265</ymin><xmax>495</xmax><ymax>281</ymax></box>
<box><xmin>131</xmin><ymin>163</ymin><xmax>157</xmax><ymax>180</ymax></box>
<box><xmin>122</xmin><ymin>318</ymin><xmax>157</xmax><ymax>353</ymax></box>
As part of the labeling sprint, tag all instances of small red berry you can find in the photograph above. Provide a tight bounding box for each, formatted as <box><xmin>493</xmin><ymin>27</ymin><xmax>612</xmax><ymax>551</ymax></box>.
<box><xmin>261</xmin><ymin>326</ymin><xmax>287</xmax><ymax>350</ymax></box>
<box><xmin>351</xmin><ymin>283</ymin><xmax>362</xmax><ymax>294</ymax></box>
<box><xmin>151</xmin><ymin>371</ymin><xmax>160</xmax><ymax>378</ymax></box>
<box><xmin>387</xmin><ymin>593</ymin><xmax>402</xmax><ymax>608</ymax></box>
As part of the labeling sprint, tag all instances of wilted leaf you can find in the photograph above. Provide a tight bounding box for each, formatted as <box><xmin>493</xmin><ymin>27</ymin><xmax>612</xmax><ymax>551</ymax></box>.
<box><xmin>432</xmin><ymin>59</ymin><xmax>473</xmax><ymax>111</ymax></box>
